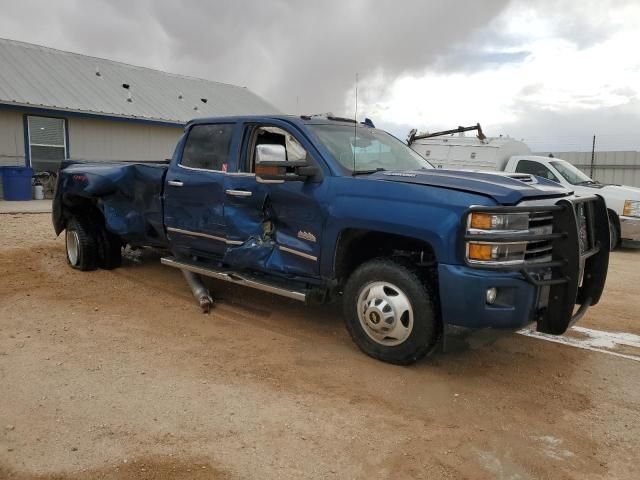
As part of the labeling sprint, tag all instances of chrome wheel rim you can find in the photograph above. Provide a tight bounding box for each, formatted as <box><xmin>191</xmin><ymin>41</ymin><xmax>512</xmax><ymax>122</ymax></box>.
<box><xmin>66</xmin><ymin>230</ymin><xmax>80</xmax><ymax>265</ymax></box>
<box><xmin>356</xmin><ymin>281</ymin><xmax>414</xmax><ymax>346</ymax></box>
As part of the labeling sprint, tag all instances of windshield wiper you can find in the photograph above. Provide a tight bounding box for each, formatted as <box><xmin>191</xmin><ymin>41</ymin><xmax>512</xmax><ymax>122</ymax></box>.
<box><xmin>576</xmin><ymin>180</ymin><xmax>598</xmax><ymax>186</ymax></box>
<box><xmin>352</xmin><ymin>168</ymin><xmax>386</xmax><ymax>176</ymax></box>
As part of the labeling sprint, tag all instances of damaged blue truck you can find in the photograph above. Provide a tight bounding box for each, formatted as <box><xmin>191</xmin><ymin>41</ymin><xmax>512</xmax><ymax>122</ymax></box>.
<box><xmin>53</xmin><ymin>115</ymin><xmax>610</xmax><ymax>364</ymax></box>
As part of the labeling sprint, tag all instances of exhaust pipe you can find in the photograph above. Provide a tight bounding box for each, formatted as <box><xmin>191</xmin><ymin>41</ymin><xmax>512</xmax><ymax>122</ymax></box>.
<box><xmin>181</xmin><ymin>270</ymin><xmax>214</xmax><ymax>313</ymax></box>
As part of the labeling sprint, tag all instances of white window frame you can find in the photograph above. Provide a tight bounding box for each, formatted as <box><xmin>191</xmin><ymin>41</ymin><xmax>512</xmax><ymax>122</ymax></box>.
<box><xmin>26</xmin><ymin>115</ymin><xmax>69</xmax><ymax>168</ymax></box>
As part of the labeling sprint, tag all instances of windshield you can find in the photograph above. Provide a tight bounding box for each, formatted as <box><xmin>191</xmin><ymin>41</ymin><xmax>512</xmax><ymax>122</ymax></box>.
<box><xmin>550</xmin><ymin>160</ymin><xmax>594</xmax><ymax>185</ymax></box>
<box><xmin>308</xmin><ymin>124</ymin><xmax>433</xmax><ymax>173</ymax></box>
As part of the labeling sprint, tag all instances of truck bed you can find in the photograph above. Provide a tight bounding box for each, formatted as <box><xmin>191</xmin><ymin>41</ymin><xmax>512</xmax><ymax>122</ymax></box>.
<box><xmin>53</xmin><ymin>161</ymin><xmax>169</xmax><ymax>247</ymax></box>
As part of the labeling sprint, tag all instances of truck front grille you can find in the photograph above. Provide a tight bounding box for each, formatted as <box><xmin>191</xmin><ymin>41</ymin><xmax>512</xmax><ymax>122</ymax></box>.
<box><xmin>524</xmin><ymin>211</ymin><xmax>554</xmax><ymax>263</ymax></box>
<box><xmin>463</xmin><ymin>196</ymin><xmax>603</xmax><ymax>270</ymax></box>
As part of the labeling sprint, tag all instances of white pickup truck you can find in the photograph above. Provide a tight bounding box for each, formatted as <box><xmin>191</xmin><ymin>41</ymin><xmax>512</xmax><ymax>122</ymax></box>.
<box><xmin>408</xmin><ymin>126</ymin><xmax>640</xmax><ymax>249</ymax></box>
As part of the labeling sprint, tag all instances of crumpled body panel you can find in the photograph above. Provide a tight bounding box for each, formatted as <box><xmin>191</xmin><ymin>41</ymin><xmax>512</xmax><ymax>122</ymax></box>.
<box><xmin>53</xmin><ymin>161</ymin><xmax>168</xmax><ymax>247</ymax></box>
<box><xmin>221</xmin><ymin>191</ymin><xmax>315</xmax><ymax>278</ymax></box>
<box><xmin>222</xmin><ymin>234</ymin><xmax>311</xmax><ymax>277</ymax></box>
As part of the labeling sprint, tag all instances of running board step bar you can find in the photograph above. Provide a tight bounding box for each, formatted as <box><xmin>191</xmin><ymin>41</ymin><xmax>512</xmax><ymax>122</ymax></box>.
<box><xmin>161</xmin><ymin>256</ymin><xmax>307</xmax><ymax>302</ymax></box>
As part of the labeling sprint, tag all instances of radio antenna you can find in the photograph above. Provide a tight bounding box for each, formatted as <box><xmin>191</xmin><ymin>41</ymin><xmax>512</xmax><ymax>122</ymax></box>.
<box><xmin>353</xmin><ymin>73</ymin><xmax>358</xmax><ymax>174</ymax></box>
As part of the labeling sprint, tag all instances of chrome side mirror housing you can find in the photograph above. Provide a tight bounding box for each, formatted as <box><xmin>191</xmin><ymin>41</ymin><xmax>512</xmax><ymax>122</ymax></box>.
<box><xmin>256</xmin><ymin>144</ymin><xmax>287</xmax><ymax>164</ymax></box>
<box><xmin>255</xmin><ymin>144</ymin><xmax>319</xmax><ymax>183</ymax></box>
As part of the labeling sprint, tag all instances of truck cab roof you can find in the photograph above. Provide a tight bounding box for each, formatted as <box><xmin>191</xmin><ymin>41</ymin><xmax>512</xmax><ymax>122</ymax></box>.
<box><xmin>187</xmin><ymin>114</ymin><xmax>358</xmax><ymax>129</ymax></box>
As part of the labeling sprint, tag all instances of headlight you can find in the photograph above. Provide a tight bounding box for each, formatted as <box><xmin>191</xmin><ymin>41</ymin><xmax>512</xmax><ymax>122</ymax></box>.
<box><xmin>467</xmin><ymin>242</ymin><xmax>527</xmax><ymax>263</ymax></box>
<box><xmin>465</xmin><ymin>208</ymin><xmax>558</xmax><ymax>267</ymax></box>
<box><xmin>468</xmin><ymin>212</ymin><xmax>529</xmax><ymax>231</ymax></box>
<box><xmin>623</xmin><ymin>200</ymin><xmax>640</xmax><ymax>217</ymax></box>
<box><xmin>466</xmin><ymin>212</ymin><xmax>530</xmax><ymax>264</ymax></box>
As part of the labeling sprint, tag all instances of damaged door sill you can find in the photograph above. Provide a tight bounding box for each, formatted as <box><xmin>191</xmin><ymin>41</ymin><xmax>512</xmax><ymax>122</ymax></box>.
<box><xmin>161</xmin><ymin>256</ymin><xmax>308</xmax><ymax>302</ymax></box>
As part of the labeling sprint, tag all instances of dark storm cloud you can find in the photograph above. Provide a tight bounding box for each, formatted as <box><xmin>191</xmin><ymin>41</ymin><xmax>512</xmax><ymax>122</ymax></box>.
<box><xmin>425</xmin><ymin>0</ymin><xmax>629</xmax><ymax>76</ymax></box>
<box><xmin>507</xmin><ymin>0</ymin><xmax>630</xmax><ymax>49</ymax></box>
<box><xmin>0</xmin><ymin>0</ymin><xmax>637</xmax><ymax>150</ymax></box>
<box><xmin>147</xmin><ymin>0</ymin><xmax>513</xmax><ymax>115</ymax></box>
<box><xmin>0</xmin><ymin>0</ymin><xmax>511</xmax><ymax>114</ymax></box>
<box><xmin>467</xmin><ymin>0</ymin><xmax>631</xmax><ymax>52</ymax></box>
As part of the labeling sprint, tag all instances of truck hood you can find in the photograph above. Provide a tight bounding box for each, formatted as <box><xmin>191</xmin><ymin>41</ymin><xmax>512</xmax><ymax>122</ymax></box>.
<box><xmin>585</xmin><ymin>183</ymin><xmax>640</xmax><ymax>201</ymax></box>
<box><xmin>368</xmin><ymin>169</ymin><xmax>571</xmax><ymax>205</ymax></box>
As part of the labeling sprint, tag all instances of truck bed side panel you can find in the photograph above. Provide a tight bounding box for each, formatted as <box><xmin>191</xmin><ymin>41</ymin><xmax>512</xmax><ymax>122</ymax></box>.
<box><xmin>53</xmin><ymin>162</ymin><xmax>168</xmax><ymax>247</ymax></box>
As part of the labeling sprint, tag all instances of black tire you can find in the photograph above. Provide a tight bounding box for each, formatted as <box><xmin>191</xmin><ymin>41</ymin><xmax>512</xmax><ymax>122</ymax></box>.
<box><xmin>608</xmin><ymin>214</ymin><xmax>619</xmax><ymax>251</ymax></box>
<box><xmin>343</xmin><ymin>258</ymin><xmax>439</xmax><ymax>365</ymax></box>
<box><xmin>65</xmin><ymin>217</ymin><xmax>98</xmax><ymax>271</ymax></box>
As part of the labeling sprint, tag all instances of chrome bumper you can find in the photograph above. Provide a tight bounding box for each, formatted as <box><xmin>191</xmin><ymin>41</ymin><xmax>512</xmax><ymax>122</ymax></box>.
<box><xmin>620</xmin><ymin>215</ymin><xmax>640</xmax><ymax>241</ymax></box>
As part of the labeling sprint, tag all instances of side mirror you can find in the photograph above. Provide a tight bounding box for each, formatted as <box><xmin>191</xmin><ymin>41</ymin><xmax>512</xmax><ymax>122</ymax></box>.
<box><xmin>255</xmin><ymin>144</ymin><xmax>320</xmax><ymax>183</ymax></box>
<box><xmin>256</xmin><ymin>143</ymin><xmax>286</xmax><ymax>163</ymax></box>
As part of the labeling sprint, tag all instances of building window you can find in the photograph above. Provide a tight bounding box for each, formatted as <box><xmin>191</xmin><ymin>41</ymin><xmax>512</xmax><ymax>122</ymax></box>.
<box><xmin>27</xmin><ymin>116</ymin><xmax>68</xmax><ymax>169</ymax></box>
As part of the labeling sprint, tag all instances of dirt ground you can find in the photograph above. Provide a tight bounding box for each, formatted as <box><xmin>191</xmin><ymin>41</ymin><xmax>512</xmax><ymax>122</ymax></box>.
<box><xmin>1</xmin><ymin>213</ymin><xmax>639</xmax><ymax>479</ymax></box>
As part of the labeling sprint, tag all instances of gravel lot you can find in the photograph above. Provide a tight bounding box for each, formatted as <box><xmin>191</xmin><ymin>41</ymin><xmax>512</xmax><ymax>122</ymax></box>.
<box><xmin>1</xmin><ymin>213</ymin><xmax>639</xmax><ymax>479</ymax></box>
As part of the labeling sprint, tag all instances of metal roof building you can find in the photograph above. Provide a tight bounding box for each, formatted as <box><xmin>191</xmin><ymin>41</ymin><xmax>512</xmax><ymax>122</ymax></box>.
<box><xmin>0</xmin><ymin>38</ymin><xmax>277</xmax><ymax>125</ymax></box>
<box><xmin>0</xmin><ymin>38</ymin><xmax>279</xmax><ymax>196</ymax></box>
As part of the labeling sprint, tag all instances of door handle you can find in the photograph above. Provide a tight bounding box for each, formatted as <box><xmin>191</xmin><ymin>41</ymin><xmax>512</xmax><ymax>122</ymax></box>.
<box><xmin>168</xmin><ymin>180</ymin><xmax>184</xmax><ymax>187</ymax></box>
<box><xmin>225</xmin><ymin>189</ymin><xmax>252</xmax><ymax>197</ymax></box>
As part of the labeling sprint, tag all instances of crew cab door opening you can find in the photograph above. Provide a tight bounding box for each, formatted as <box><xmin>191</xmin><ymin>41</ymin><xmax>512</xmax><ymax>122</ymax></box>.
<box><xmin>222</xmin><ymin>122</ymin><xmax>326</xmax><ymax>278</ymax></box>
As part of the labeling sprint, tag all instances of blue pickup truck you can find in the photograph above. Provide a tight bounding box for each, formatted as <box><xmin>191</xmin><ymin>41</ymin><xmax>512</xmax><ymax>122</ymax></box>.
<box><xmin>53</xmin><ymin>115</ymin><xmax>609</xmax><ymax>364</ymax></box>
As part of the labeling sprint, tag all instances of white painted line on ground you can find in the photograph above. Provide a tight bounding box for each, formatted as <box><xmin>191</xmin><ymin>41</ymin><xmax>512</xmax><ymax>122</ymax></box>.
<box><xmin>517</xmin><ymin>327</ymin><xmax>640</xmax><ymax>362</ymax></box>
<box><xmin>571</xmin><ymin>326</ymin><xmax>640</xmax><ymax>349</ymax></box>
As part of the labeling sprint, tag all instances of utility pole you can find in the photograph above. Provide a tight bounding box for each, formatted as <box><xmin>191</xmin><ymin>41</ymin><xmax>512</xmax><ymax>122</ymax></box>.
<box><xmin>590</xmin><ymin>135</ymin><xmax>596</xmax><ymax>178</ymax></box>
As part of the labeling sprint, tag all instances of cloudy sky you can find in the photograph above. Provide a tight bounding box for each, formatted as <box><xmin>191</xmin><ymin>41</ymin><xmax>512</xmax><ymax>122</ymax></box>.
<box><xmin>1</xmin><ymin>0</ymin><xmax>639</xmax><ymax>151</ymax></box>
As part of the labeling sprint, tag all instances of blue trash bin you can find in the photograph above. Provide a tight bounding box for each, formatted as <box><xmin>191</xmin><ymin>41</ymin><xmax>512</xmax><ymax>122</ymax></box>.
<box><xmin>2</xmin><ymin>166</ymin><xmax>33</xmax><ymax>201</ymax></box>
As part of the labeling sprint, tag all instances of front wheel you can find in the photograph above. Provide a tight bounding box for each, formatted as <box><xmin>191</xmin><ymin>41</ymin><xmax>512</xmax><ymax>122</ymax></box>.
<box><xmin>343</xmin><ymin>258</ymin><xmax>439</xmax><ymax>365</ymax></box>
